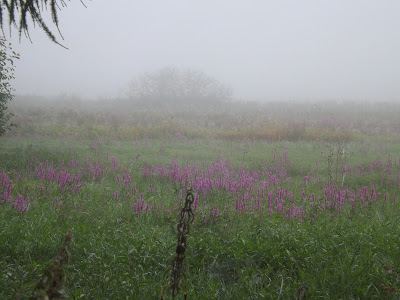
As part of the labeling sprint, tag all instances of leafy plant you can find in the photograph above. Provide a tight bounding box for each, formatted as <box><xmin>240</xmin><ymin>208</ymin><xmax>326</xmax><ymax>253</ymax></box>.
<box><xmin>0</xmin><ymin>37</ymin><xmax>19</xmax><ymax>136</ymax></box>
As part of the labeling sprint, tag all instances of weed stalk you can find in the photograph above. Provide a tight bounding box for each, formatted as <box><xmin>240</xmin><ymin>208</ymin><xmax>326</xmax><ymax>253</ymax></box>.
<box><xmin>161</xmin><ymin>189</ymin><xmax>195</xmax><ymax>300</ymax></box>
<box><xmin>30</xmin><ymin>229</ymin><xmax>73</xmax><ymax>300</ymax></box>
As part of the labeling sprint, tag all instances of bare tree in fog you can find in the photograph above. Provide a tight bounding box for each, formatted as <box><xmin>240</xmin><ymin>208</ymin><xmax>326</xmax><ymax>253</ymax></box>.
<box><xmin>129</xmin><ymin>67</ymin><xmax>232</xmax><ymax>105</ymax></box>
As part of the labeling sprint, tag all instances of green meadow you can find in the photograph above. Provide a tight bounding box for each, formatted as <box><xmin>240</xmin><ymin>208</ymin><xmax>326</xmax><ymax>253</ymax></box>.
<box><xmin>1</xmin><ymin>98</ymin><xmax>400</xmax><ymax>299</ymax></box>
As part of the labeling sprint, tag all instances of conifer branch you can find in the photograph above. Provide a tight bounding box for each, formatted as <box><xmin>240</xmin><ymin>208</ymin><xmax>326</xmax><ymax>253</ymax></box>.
<box><xmin>0</xmin><ymin>0</ymin><xmax>86</xmax><ymax>47</ymax></box>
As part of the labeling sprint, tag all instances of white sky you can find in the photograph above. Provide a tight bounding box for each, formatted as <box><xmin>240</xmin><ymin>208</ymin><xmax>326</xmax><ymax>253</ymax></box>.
<box><xmin>6</xmin><ymin>0</ymin><xmax>400</xmax><ymax>101</ymax></box>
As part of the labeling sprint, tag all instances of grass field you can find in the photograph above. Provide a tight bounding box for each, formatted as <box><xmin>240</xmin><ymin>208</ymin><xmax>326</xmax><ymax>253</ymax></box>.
<box><xmin>1</xmin><ymin>98</ymin><xmax>400</xmax><ymax>299</ymax></box>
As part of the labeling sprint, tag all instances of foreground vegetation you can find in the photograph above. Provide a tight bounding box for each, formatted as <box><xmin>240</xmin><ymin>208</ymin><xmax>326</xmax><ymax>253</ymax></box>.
<box><xmin>1</xmin><ymin>99</ymin><xmax>400</xmax><ymax>299</ymax></box>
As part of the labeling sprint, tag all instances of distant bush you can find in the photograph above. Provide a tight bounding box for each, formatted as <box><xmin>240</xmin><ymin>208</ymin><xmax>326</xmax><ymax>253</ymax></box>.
<box><xmin>128</xmin><ymin>67</ymin><xmax>232</xmax><ymax>105</ymax></box>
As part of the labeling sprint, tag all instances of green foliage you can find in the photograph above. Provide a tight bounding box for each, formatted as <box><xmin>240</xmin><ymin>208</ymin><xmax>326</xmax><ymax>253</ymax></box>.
<box><xmin>0</xmin><ymin>37</ymin><xmax>19</xmax><ymax>136</ymax></box>
<box><xmin>0</xmin><ymin>141</ymin><xmax>71</xmax><ymax>171</ymax></box>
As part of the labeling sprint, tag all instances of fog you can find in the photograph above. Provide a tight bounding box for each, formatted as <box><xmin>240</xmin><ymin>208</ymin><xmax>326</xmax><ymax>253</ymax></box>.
<box><xmin>7</xmin><ymin>0</ymin><xmax>400</xmax><ymax>101</ymax></box>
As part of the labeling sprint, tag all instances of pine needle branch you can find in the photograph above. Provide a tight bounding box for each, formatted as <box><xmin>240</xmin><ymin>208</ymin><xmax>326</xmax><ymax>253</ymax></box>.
<box><xmin>0</xmin><ymin>0</ymin><xmax>86</xmax><ymax>47</ymax></box>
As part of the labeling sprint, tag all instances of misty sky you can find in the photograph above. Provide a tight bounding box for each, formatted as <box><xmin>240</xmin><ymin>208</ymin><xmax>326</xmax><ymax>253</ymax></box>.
<box><xmin>6</xmin><ymin>0</ymin><xmax>400</xmax><ymax>101</ymax></box>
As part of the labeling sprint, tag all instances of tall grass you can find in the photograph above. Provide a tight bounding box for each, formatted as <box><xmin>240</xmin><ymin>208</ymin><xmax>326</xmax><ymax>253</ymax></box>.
<box><xmin>7</xmin><ymin>96</ymin><xmax>400</xmax><ymax>142</ymax></box>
